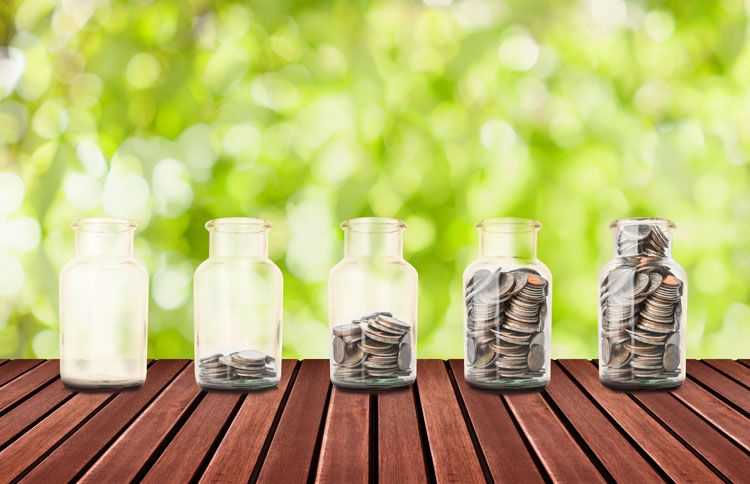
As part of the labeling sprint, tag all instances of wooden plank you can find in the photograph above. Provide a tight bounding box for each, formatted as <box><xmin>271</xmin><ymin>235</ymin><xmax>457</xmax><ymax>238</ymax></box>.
<box><xmin>504</xmin><ymin>390</ymin><xmax>604</xmax><ymax>482</ymax></box>
<box><xmin>21</xmin><ymin>360</ymin><xmax>187</xmax><ymax>482</ymax></box>
<box><xmin>0</xmin><ymin>389</ymin><xmax>113</xmax><ymax>479</ymax></box>
<box><xmin>0</xmin><ymin>360</ymin><xmax>44</xmax><ymax>386</ymax></box>
<box><xmin>546</xmin><ymin>362</ymin><xmax>661</xmax><ymax>482</ymax></box>
<box><xmin>633</xmin><ymin>390</ymin><xmax>749</xmax><ymax>481</ymax></box>
<box><xmin>0</xmin><ymin>380</ymin><xmax>74</xmax><ymax>447</ymax></box>
<box><xmin>417</xmin><ymin>360</ymin><xmax>484</xmax><ymax>484</ymax></box>
<box><xmin>671</xmin><ymin>380</ymin><xmax>750</xmax><ymax>453</ymax></box>
<box><xmin>199</xmin><ymin>361</ymin><xmax>297</xmax><ymax>483</ymax></box>
<box><xmin>687</xmin><ymin>360</ymin><xmax>750</xmax><ymax>414</ymax></box>
<box><xmin>142</xmin><ymin>390</ymin><xmax>242</xmax><ymax>483</ymax></box>
<box><xmin>447</xmin><ymin>360</ymin><xmax>543</xmax><ymax>483</ymax></box>
<box><xmin>739</xmin><ymin>359</ymin><xmax>750</xmax><ymax>367</ymax></box>
<box><xmin>79</xmin><ymin>363</ymin><xmax>201</xmax><ymax>482</ymax></box>
<box><xmin>560</xmin><ymin>360</ymin><xmax>721</xmax><ymax>483</ymax></box>
<box><xmin>703</xmin><ymin>360</ymin><xmax>750</xmax><ymax>389</ymax></box>
<box><xmin>0</xmin><ymin>360</ymin><xmax>60</xmax><ymax>413</ymax></box>
<box><xmin>0</xmin><ymin>359</ymin><xmax>8</xmax><ymax>366</ymax></box>
<box><xmin>255</xmin><ymin>360</ymin><xmax>330</xmax><ymax>483</ymax></box>
<box><xmin>378</xmin><ymin>386</ymin><xmax>428</xmax><ymax>484</ymax></box>
<box><xmin>314</xmin><ymin>387</ymin><xmax>369</xmax><ymax>483</ymax></box>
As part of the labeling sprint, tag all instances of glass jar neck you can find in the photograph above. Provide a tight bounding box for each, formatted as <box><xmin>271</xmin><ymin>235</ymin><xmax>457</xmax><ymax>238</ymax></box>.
<box><xmin>74</xmin><ymin>219</ymin><xmax>135</xmax><ymax>257</ymax></box>
<box><xmin>612</xmin><ymin>222</ymin><xmax>673</xmax><ymax>257</ymax></box>
<box><xmin>344</xmin><ymin>230</ymin><xmax>403</xmax><ymax>258</ymax></box>
<box><xmin>207</xmin><ymin>219</ymin><xmax>271</xmax><ymax>258</ymax></box>
<box><xmin>478</xmin><ymin>228</ymin><xmax>538</xmax><ymax>259</ymax></box>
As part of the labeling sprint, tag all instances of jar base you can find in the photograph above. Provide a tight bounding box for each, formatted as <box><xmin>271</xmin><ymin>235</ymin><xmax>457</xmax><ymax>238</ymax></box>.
<box><xmin>198</xmin><ymin>377</ymin><xmax>279</xmax><ymax>391</ymax></box>
<box><xmin>61</xmin><ymin>376</ymin><xmax>145</xmax><ymax>390</ymax></box>
<box><xmin>600</xmin><ymin>378</ymin><xmax>684</xmax><ymax>391</ymax></box>
<box><xmin>332</xmin><ymin>376</ymin><xmax>415</xmax><ymax>390</ymax></box>
<box><xmin>466</xmin><ymin>377</ymin><xmax>549</xmax><ymax>391</ymax></box>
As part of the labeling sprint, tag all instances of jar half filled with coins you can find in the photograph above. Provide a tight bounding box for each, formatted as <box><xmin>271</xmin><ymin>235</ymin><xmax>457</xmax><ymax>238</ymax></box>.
<box><xmin>598</xmin><ymin>218</ymin><xmax>687</xmax><ymax>389</ymax></box>
<box><xmin>328</xmin><ymin>218</ymin><xmax>417</xmax><ymax>389</ymax></box>
<box><xmin>194</xmin><ymin>218</ymin><xmax>282</xmax><ymax>390</ymax></box>
<box><xmin>463</xmin><ymin>219</ymin><xmax>552</xmax><ymax>390</ymax></box>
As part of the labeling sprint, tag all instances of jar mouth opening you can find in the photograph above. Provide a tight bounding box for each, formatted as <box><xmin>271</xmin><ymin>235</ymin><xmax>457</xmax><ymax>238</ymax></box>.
<box><xmin>206</xmin><ymin>217</ymin><xmax>271</xmax><ymax>233</ymax></box>
<box><xmin>341</xmin><ymin>217</ymin><xmax>406</xmax><ymax>233</ymax></box>
<box><xmin>610</xmin><ymin>217</ymin><xmax>675</xmax><ymax>230</ymax></box>
<box><xmin>72</xmin><ymin>217</ymin><xmax>137</xmax><ymax>233</ymax></box>
<box><xmin>476</xmin><ymin>218</ymin><xmax>541</xmax><ymax>233</ymax></box>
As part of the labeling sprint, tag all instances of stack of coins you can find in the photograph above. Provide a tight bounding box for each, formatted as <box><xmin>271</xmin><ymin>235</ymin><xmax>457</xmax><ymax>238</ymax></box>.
<box><xmin>198</xmin><ymin>349</ymin><xmax>276</xmax><ymax>384</ymax></box>
<box><xmin>331</xmin><ymin>312</ymin><xmax>412</xmax><ymax>382</ymax></box>
<box><xmin>601</xmin><ymin>237</ymin><xmax>684</xmax><ymax>383</ymax></box>
<box><xmin>464</xmin><ymin>267</ymin><xmax>549</xmax><ymax>384</ymax></box>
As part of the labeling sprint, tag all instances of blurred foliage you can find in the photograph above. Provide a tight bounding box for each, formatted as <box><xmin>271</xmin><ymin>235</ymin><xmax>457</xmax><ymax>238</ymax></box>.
<box><xmin>0</xmin><ymin>0</ymin><xmax>749</xmax><ymax>359</ymax></box>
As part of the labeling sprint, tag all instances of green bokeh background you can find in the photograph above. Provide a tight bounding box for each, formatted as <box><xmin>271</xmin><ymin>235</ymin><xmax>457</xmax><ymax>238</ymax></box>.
<box><xmin>1</xmin><ymin>0</ymin><xmax>749</xmax><ymax>359</ymax></box>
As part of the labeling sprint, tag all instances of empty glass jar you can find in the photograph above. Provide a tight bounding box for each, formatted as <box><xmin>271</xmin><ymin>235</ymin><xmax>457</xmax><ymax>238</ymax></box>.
<box><xmin>328</xmin><ymin>217</ymin><xmax>417</xmax><ymax>389</ymax></box>
<box><xmin>599</xmin><ymin>218</ymin><xmax>687</xmax><ymax>389</ymax></box>
<box><xmin>463</xmin><ymin>218</ymin><xmax>552</xmax><ymax>390</ymax></box>
<box><xmin>59</xmin><ymin>218</ymin><xmax>148</xmax><ymax>389</ymax></box>
<box><xmin>194</xmin><ymin>218</ymin><xmax>282</xmax><ymax>390</ymax></box>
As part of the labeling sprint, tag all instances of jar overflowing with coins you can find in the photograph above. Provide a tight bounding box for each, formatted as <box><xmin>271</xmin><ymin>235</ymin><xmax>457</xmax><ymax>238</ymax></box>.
<box><xmin>60</xmin><ymin>218</ymin><xmax>149</xmax><ymax>389</ymax></box>
<box><xmin>194</xmin><ymin>218</ymin><xmax>282</xmax><ymax>390</ymax></box>
<box><xmin>328</xmin><ymin>218</ymin><xmax>417</xmax><ymax>389</ymax></box>
<box><xmin>598</xmin><ymin>218</ymin><xmax>687</xmax><ymax>389</ymax></box>
<box><xmin>463</xmin><ymin>219</ymin><xmax>551</xmax><ymax>390</ymax></box>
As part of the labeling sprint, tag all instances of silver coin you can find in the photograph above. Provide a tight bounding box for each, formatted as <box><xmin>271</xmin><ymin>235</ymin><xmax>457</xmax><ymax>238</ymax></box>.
<box><xmin>466</xmin><ymin>337</ymin><xmax>477</xmax><ymax>365</ymax></box>
<box><xmin>663</xmin><ymin>344</ymin><xmax>680</xmax><ymax>372</ymax></box>
<box><xmin>527</xmin><ymin>344</ymin><xmax>545</xmax><ymax>372</ymax></box>
<box><xmin>332</xmin><ymin>336</ymin><xmax>346</xmax><ymax>364</ymax></box>
<box><xmin>397</xmin><ymin>343</ymin><xmax>411</xmax><ymax>371</ymax></box>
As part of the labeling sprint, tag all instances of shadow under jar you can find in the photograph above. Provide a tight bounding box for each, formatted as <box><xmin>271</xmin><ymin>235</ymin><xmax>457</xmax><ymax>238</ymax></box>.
<box><xmin>328</xmin><ymin>218</ymin><xmax>417</xmax><ymax>389</ymax></box>
<box><xmin>463</xmin><ymin>218</ymin><xmax>552</xmax><ymax>390</ymax></box>
<box><xmin>194</xmin><ymin>218</ymin><xmax>282</xmax><ymax>390</ymax></box>
<box><xmin>599</xmin><ymin>218</ymin><xmax>687</xmax><ymax>390</ymax></box>
<box><xmin>59</xmin><ymin>218</ymin><xmax>148</xmax><ymax>389</ymax></box>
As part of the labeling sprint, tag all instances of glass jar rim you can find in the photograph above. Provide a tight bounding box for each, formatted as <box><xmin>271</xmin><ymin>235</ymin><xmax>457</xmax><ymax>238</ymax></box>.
<box><xmin>205</xmin><ymin>217</ymin><xmax>271</xmax><ymax>233</ymax></box>
<box><xmin>609</xmin><ymin>217</ymin><xmax>675</xmax><ymax>229</ymax></box>
<box><xmin>476</xmin><ymin>218</ymin><xmax>541</xmax><ymax>232</ymax></box>
<box><xmin>341</xmin><ymin>217</ymin><xmax>406</xmax><ymax>233</ymax></box>
<box><xmin>72</xmin><ymin>217</ymin><xmax>137</xmax><ymax>232</ymax></box>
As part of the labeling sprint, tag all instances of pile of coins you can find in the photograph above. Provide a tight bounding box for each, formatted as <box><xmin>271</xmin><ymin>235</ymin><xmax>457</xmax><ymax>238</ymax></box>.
<box><xmin>464</xmin><ymin>267</ymin><xmax>549</xmax><ymax>384</ymax></box>
<box><xmin>600</xmin><ymin>227</ymin><xmax>684</xmax><ymax>383</ymax></box>
<box><xmin>198</xmin><ymin>349</ymin><xmax>276</xmax><ymax>384</ymax></box>
<box><xmin>331</xmin><ymin>312</ymin><xmax>412</xmax><ymax>382</ymax></box>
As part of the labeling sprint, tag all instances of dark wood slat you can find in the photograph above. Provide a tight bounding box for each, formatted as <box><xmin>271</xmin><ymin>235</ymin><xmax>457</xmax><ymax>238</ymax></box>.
<box><xmin>504</xmin><ymin>389</ymin><xmax>605</xmax><ymax>482</ymax></box>
<box><xmin>546</xmin><ymin>362</ymin><xmax>661</xmax><ymax>482</ymax></box>
<box><xmin>0</xmin><ymin>359</ymin><xmax>8</xmax><ymax>366</ymax></box>
<box><xmin>687</xmin><ymin>360</ymin><xmax>750</xmax><ymax>414</ymax></box>
<box><xmin>199</xmin><ymin>361</ymin><xmax>297</xmax><ymax>483</ymax></box>
<box><xmin>0</xmin><ymin>389</ymin><xmax>113</xmax><ymax>479</ymax></box>
<box><xmin>560</xmin><ymin>360</ymin><xmax>722</xmax><ymax>483</ymax></box>
<box><xmin>703</xmin><ymin>360</ymin><xmax>750</xmax><ymax>389</ymax></box>
<box><xmin>256</xmin><ymin>360</ymin><xmax>330</xmax><ymax>483</ymax></box>
<box><xmin>447</xmin><ymin>360</ymin><xmax>543</xmax><ymax>483</ymax></box>
<box><xmin>0</xmin><ymin>380</ymin><xmax>74</xmax><ymax>447</ymax></box>
<box><xmin>79</xmin><ymin>362</ymin><xmax>201</xmax><ymax>482</ymax></box>
<box><xmin>0</xmin><ymin>360</ymin><xmax>44</xmax><ymax>386</ymax></box>
<box><xmin>739</xmin><ymin>359</ymin><xmax>750</xmax><ymax>367</ymax></box>
<box><xmin>378</xmin><ymin>387</ymin><xmax>428</xmax><ymax>484</ymax></box>
<box><xmin>143</xmin><ymin>391</ymin><xmax>242</xmax><ymax>483</ymax></box>
<box><xmin>21</xmin><ymin>360</ymin><xmax>187</xmax><ymax>483</ymax></box>
<box><xmin>633</xmin><ymin>390</ymin><xmax>749</xmax><ymax>481</ymax></box>
<box><xmin>314</xmin><ymin>388</ymin><xmax>369</xmax><ymax>483</ymax></box>
<box><xmin>418</xmin><ymin>360</ymin><xmax>484</xmax><ymax>484</ymax></box>
<box><xmin>671</xmin><ymin>380</ymin><xmax>750</xmax><ymax>452</ymax></box>
<box><xmin>0</xmin><ymin>361</ymin><xmax>60</xmax><ymax>413</ymax></box>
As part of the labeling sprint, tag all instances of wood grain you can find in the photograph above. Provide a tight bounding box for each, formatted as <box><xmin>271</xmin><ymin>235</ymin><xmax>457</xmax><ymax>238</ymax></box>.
<box><xmin>0</xmin><ymin>360</ymin><xmax>60</xmax><ymax>413</ymax></box>
<box><xmin>378</xmin><ymin>386</ymin><xmax>429</xmax><ymax>484</ymax></box>
<box><xmin>702</xmin><ymin>360</ymin><xmax>750</xmax><ymax>389</ymax></box>
<box><xmin>0</xmin><ymin>360</ymin><xmax>44</xmax><ymax>386</ymax></box>
<box><xmin>687</xmin><ymin>360</ymin><xmax>750</xmax><ymax>414</ymax></box>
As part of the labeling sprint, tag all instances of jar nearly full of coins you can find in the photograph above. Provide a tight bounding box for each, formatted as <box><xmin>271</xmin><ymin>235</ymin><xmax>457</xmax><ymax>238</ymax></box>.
<box><xmin>463</xmin><ymin>219</ymin><xmax>552</xmax><ymax>390</ymax></box>
<box><xmin>194</xmin><ymin>218</ymin><xmax>282</xmax><ymax>390</ymax></box>
<box><xmin>328</xmin><ymin>218</ymin><xmax>417</xmax><ymax>389</ymax></box>
<box><xmin>599</xmin><ymin>218</ymin><xmax>687</xmax><ymax>389</ymax></box>
<box><xmin>59</xmin><ymin>218</ymin><xmax>148</xmax><ymax>389</ymax></box>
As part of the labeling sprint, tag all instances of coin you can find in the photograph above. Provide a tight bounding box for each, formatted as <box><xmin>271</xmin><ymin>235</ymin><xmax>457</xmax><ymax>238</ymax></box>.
<box><xmin>466</xmin><ymin>337</ymin><xmax>477</xmax><ymax>365</ymax></box>
<box><xmin>398</xmin><ymin>343</ymin><xmax>411</xmax><ymax>371</ymax></box>
<box><xmin>198</xmin><ymin>349</ymin><xmax>277</xmax><ymax>386</ymax></box>
<box><xmin>663</xmin><ymin>344</ymin><xmax>680</xmax><ymax>372</ymax></box>
<box><xmin>527</xmin><ymin>344</ymin><xmax>545</xmax><ymax>371</ymax></box>
<box><xmin>332</xmin><ymin>336</ymin><xmax>346</xmax><ymax>364</ymax></box>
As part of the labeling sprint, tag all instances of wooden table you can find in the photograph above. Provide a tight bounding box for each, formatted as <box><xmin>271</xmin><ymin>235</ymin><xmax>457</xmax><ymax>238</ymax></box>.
<box><xmin>0</xmin><ymin>359</ymin><xmax>748</xmax><ymax>483</ymax></box>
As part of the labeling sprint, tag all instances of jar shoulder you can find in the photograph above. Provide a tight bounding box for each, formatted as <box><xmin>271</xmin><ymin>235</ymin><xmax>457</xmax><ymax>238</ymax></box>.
<box><xmin>330</xmin><ymin>257</ymin><xmax>417</xmax><ymax>278</ymax></box>
<box><xmin>464</xmin><ymin>257</ymin><xmax>551</xmax><ymax>281</ymax></box>
<box><xmin>61</xmin><ymin>256</ymin><xmax>148</xmax><ymax>277</ymax></box>
<box><xmin>195</xmin><ymin>257</ymin><xmax>282</xmax><ymax>279</ymax></box>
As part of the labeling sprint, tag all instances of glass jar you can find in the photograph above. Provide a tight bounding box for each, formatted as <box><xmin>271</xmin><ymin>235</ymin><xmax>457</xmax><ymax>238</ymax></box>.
<box><xmin>328</xmin><ymin>217</ymin><xmax>417</xmax><ymax>389</ymax></box>
<box><xmin>194</xmin><ymin>218</ymin><xmax>282</xmax><ymax>390</ymax></box>
<box><xmin>599</xmin><ymin>218</ymin><xmax>687</xmax><ymax>389</ymax></box>
<box><xmin>59</xmin><ymin>218</ymin><xmax>148</xmax><ymax>389</ymax></box>
<box><xmin>463</xmin><ymin>218</ymin><xmax>552</xmax><ymax>390</ymax></box>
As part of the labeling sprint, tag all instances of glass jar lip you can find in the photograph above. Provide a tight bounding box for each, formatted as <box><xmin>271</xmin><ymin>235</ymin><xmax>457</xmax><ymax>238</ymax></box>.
<box><xmin>609</xmin><ymin>217</ymin><xmax>675</xmax><ymax>229</ymax></box>
<box><xmin>72</xmin><ymin>217</ymin><xmax>137</xmax><ymax>232</ymax></box>
<box><xmin>476</xmin><ymin>218</ymin><xmax>541</xmax><ymax>232</ymax></box>
<box><xmin>341</xmin><ymin>217</ymin><xmax>406</xmax><ymax>233</ymax></box>
<box><xmin>206</xmin><ymin>217</ymin><xmax>271</xmax><ymax>233</ymax></box>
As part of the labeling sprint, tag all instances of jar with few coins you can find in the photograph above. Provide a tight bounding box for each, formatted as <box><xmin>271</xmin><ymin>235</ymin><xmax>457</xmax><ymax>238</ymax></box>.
<box><xmin>463</xmin><ymin>218</ymin><xmax>552</xmax><ymax>390</ymax></box>
<box><xmin>598</xmin><ymin>218</ymin><xmax>687</xmax><ymax>389</ymax></box>
<box><xmin>328</xmin><ymin>218</ymin><xmax>417</xmax><ymax>389</ymax></box>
